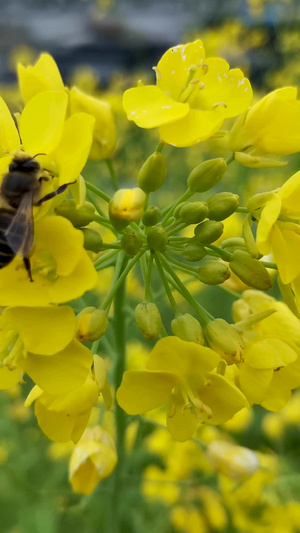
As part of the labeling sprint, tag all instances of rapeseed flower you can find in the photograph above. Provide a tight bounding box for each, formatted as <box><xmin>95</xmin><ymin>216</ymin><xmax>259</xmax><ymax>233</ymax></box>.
<box><xmin>117</xmin><ymin>337</ymin><xmax>247</xmax><ymax>441</ymax></box>
<box><xmin>69</xmin><ymin>426</ymin><xmax>117</xmax><ymax>494</ymax></box>
<box><xmin>17</xmin><ymin>53</ymin><xmax>116</xmax><ymax>160</ymax></box>
<box><xmin>123</xmin><ymin>39</ymin><xmax>252</xmax><ymax>147</ymax></box>
<box><xmin>0</xmin><ymin>305</ymin><xmax>93</xmax><ymax>393</ymax></box>
<box><xmin>0</xmin><ymin>216</ymin><xmax>98</xmax><ymax>306</ymax></box>
<box><xmin>229</xmin><ymin>87</ymin><xmax>300</xmax><ymax>157</ymax></box>
<box><xmin>247</xmin><ymin>170</ymin><xmax>300</xmax><ymax>284</ymax></box>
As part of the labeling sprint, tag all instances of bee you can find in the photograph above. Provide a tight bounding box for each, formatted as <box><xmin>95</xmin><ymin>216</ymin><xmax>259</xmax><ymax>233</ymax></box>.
<box><xmin>0</xmin><ymin>154</ymin><xmax>74</xmax><ymax>280</ymax></box>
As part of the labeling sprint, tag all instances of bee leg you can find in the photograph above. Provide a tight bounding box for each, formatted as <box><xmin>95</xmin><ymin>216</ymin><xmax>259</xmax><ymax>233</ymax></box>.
<box><xmin>36</xmin><ymin>181</ymin><xmax>77</xmax><ymax>206</ymax></box>
<box><xmin>23</xmin><ymin>257</ymin><xmax>33</xmax><ymax>282</ymax></box>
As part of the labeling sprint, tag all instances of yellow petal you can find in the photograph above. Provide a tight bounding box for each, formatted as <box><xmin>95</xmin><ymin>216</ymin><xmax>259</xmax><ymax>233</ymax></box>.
<box><xmin>35</xmin><ymin>216</ymin><xmax>83</xmax><ymax>276</ymax></box>
<box><xmin>25</xmin><ymin>340</ymin><xmax>93</xmax><ymax>394</ymax></box>
<box><xmin>0</xmin><ymin>97</ymin><xmax>20</xmax><ymax>153</ymax></box>
<box><xmin>2</xmin><ymin>306</ymin><xmax>75</xmax><ymax>355</ymax></box>
<box><xmin>195</xmin><ymin>59</ymin><xmax>252</xmax><ymax>118</ymax></box>
<box><xmin>20</xmin><ymin>90</ymin><xmax>68</xmax><ymax>154</ymax></box>
<box><xmin>0</xmin><ymin>365</ymin><xmax>20</xmax><ymax>390</ymax></box>
<box><xmin>157</xmin><ymin>40</ymin><xmax>206</xmax><ymax>100</ymax></box>
<box><xmin>256</xmin><ymin>195</ymin><xmax>281</xmax><ymax>255</ymax></box>
<box><xmin>39</xmin><ymin>377</ymin><xmax>99</xmax><ymax>414</ymax></box>
<box><xmin>123</xmin><ymin>85</ymin><xmax>189</xmax><ymax>128</ymax></box>
<box><xmin>116</xmin><ymin>370</ymin><xmax>177</xmax><ymax>414</ymax></box>
<box><xmin>18</xmin><ymin>53</ymin><xmax>64</xmax><ymax>103</ymax></box>
<box><xmin>238</xmin><ymin>363</ymin><xmax>273</xmax><ymax>404</ymax></box>
<box><xmin>279</xmin><ymin>170</ymin><xmax>300</xmax><ymax>217</ymax></box>
<box><xmin>50</xmin><ymin>112</ymin><xmax>95</xmax><ymax>185</ymax></box>
<box><xmin>147</xmin><ymin>337</ymin><xmax>220</xmax><ymax>376</ymax></box>
<box><xmin>271</xmin><ymin>224</ymin><xmax>300</xmax><ymax>284</ymax></box>
<box><xmin>200</xmin><ymin>373</ymin><xmax>248</xmax><ymax>425</ymax></box>
<box><xmin>70</xmin><ymin>88</ymin><xmax>116</xmax><ymax>160</ymax></box>
<box><xmin>245</xmin><ymin>337</ymin><xmax>297</xmax><ymax>369</ymax></box>
<box><xmin>166</xmin><ymin>390</ymin><xmax>197</xmax><ymax>441</ymax></box>
<box><xmin>159</xmin><ymin>107</ymin><xmax>224</xmax><ymax>146</ymax></box>
<box><xmin>34</xmin><ymin>400</ymin><xmax>90</xmax><ymax>443</ymax></box>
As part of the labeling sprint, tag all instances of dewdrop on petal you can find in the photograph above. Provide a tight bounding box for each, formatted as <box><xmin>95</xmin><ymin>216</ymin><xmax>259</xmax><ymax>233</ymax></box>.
<box><xmin>206</xmin><ymin>440</ymin><xmax>259</xmax><ymax>480</ymax></box>
<box><xmin>69</xmin><ymin>426</ymin><xmax>117</xmax><ymax>495</ymax></box>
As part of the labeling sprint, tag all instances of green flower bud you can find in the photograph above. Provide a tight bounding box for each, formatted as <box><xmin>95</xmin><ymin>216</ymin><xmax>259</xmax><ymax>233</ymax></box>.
<box><xmin>204</xmin><ymin>318</ymin><xmax>244</xmax><ymax>364</ymax></box>
<box><xmin>183</xmin><ymin>239</ymin><xmax>207</xmax><ymax>262</ymax></box>
<box><xmin>229</xmin><ymin>250</ymin><xmax>273</xmax><ymax>290</ymax></box>
<box><xmin>81</xmin><ymin>228</ymin><xmax>103</xmax><ymax>253</ymax></box>
<box><xmin>207</xmin><ymin>192</ymin><xmax>239</xmax><ymax>221</ymax></box>
<box><xmin>135</xmin><ymin>302</ymin><xmax>162</xmax><ymax>340</ymax></box>
<box><xmin>121</xmin><ymin>231</ymin><xmax>143</xmax><ymax>257</ymax></box>
<box><xmin>147</xmin><ymin>225</ymin><xmax>168</xmax><ymax>251</ymax></box>
<box><xmin>173</xmin><ymin>202</ymin><xmax>187</xmax><ymax>218</ymax></box>
<box><xmin>198</xmin><ymin>260</ymin><xmax>230</xmax><ymax>285</ymax></box>
<box><xmin>187</xmin><ymin>158</ymin><xmax>227</xmax><ymax>192</ymax></box>
<box><xmin>194</xmin><ymin>220</ymin><xmax>224</xmax><ymax>244</ymax></box>
<box><xmin>138</xmin><ymin>152</ymin><xmax>167</xmax><ymax>193</ymax></box>
<box><xmin>55</xmin><ymin>200</ymin><xmax>95</xmax><ymax>227</ymax></box>
<box><xmin>220</xmin><ymin>237</ymin><xmax>248</xmax><ymax>254</ymax></box>
<box><xmin>76</xmin><ymin>307</ymin><xmax>108</xmax><ymax>342</ymax></box>
<box><xmin>179</xmin><ymin>201</ymin><xmax>209</xmax><ymax>224</ymax></box>
<box><xmin>142</xmin><ymin>205</ymin><xmax>161</xmax><ymax>226</ymax></box>
<box><xmin>171</xmin><ymin>313</ymin><xmax>205</xmax><ymax>344</ymax></box>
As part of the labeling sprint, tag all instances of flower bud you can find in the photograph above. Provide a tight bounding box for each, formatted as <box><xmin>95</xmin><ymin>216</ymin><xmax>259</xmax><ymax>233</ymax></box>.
<box><xmin>220</xmin><ymin>237</ymin><xmax>247</xmax><ymax>254</ymax></box>
<box><xmin>179</xmin><ymin>201</ymin><xmax>208</xmax><ymax>224</ymax></box>
<box><xmin>194</xmin><ymin>220</ymin><xmax>224</xmax><ymax>244</ymax></box>
<box><xmin>121</xmin><ymin>231</ymin><xmax>143</xmax><ymax>256</ymax></box>
<box><xmin>182</xmin><ymin>239</ymin><xmax>207</xmax><ymax>262</ymax></box>
<box><xmin>173</xmin><ymin>202</ymin><xmax>187</xmax><ymax>218</ymax></box>
<box><xmin>207</xmin><ymin>192</ymin><xmax>239</xmax><ymax>221</ymax></box>
<box><xmin>187</xmin><ymin>158</ymin><xmax>227</xmax><ymax>192</ymax></box>
<box><xmin>142</xmin><ymin>205</ymin><xmax>161</xmax><ymax>226</ymax></box>
<box><xmin>55</xmin><ymin>200</ymin><xmax>95</xmax><ymax>227</ymax></box>
<box><xmin>204</xmin><ymin>318</ymin><xmax>244</xmax><ymax>364</ymax></box>
<box><xmin>70</xmin><ymin>87</ymin><xmax>116</xmax><ymax>160</ymax></box>
<box><xmin>138</xmin><ymin>152</ymin><xmax>167</xmax><ymax>193</ymax></box>
<box><xmin>229</xmin><ymin>250</ymin><xmax>273</xmax><ymax>290</ymax></box>
<box><xmin>109</xmin><ymin>188</ymin><xmax>146</xmax><ymax>229</ymax></box>
<box><xmin>171</xmin><ymin>313</ymin><xmax>205</xmax><ymax>344</ymax></box>
<box><xmin>135</xmin><ymin>302</ymin><xmax>162</xmax><ymax>340</ymax></box>
<box><xmin>69</xmin><ymin>426</ymin><xmax>117</xmax><ymax>495</ymax></box>
<box><xmin>207</xmin><ymin>441</ymin><xmax>259</xmax><ymax>480</ymax></box>
<box><xmin>76</xmin><ymin>307</ymin><xmax>108</xmax><ymax>342</ymax></box>
<box><xmin>147</xmin><ymin>225</ymin><xmax>168</xmax><ymax>251</ymax></box>
<box><xmin>81</xmin><ymin>228</ymin><xmax>103</xmax><ymax>253</ymax></box>
<box><xmin>198</xmin><ymin>261</ymin><xmax>230</xmax><ymax>285</ymax></box>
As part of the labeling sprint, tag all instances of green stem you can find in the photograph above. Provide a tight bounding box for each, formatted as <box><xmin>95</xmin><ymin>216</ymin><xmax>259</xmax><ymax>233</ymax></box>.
<box><xmin>106</xmin><ymin>158</ymin><xmax>119</xmax><ymax>191</ymax></box>
<box><xmin>94</xmin><ymin>249</ymin><xmax>120</xmax><ymax>268</ymax></box>
<box><xmin>205</xmin><ymin>244</ymin><xmax>231</xmax><ymax>261</ymax></box>
<box><xmin>85</xmin><ymin>181</ymin><xmax>111</xmax><ymax>203</ymax></box>
<box><xmin>215</xmin><ymin>284</ymin><xmax>241</xmax><ymax>299</ymax></box>
<box><xmin>144</xmin><ymin>252</ymin><xmax>154</xmax><ymax>301</ymax></box>
<box><xmin>167</xmin><ymin>222</ymin><xmax>188</xmax><ymax>236</ymax></box>
<box><xmin>109</xmin><ymin>264</ymin><xmax>127</xmax><ymax>532</ymax></box>
<box><xmin>226</xmin><ymin>153</ymin><xmax>235</xmax><ymax>165</ymax></box>
<box><xmin>158</xmin><ymin>252</ymin><xmax>214</xmax><ymax>325</ymax></box>
<box><xmin>155</xmin><ymin>140</ymin><xmax>165</xmax><ymax>153</ymax></box>
<box><xmin>165</xmin><ymin>253</ymin><xmax>199</xmax><ymax>273</ymax></box>
<box><xmin>100</xmin><ymin>243</ymin><xmax>122</xmax><ymax>250</ymax></box>
<box><xmin>260</xmin><ymin>261</ymin><xmax>278</xmax><ymax>270</ymax></box>
<box><xmin>236</xmin><ymin>207</ymin><xmax>249</xmax><ymax>213</ymax></box>
<box><xmin>101</xmin><ymin>250</ymin><xmax>146</xmax><ymax>310</ymax></box>
<box><xmin>155</xmin><ymin>255</ymin><xmax>179</xmax><ymax>315</ymax></box>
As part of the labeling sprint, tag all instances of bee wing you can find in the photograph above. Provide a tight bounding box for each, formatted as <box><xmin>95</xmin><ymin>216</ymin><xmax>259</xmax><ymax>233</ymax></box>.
<box><xmin>5</xmin><ymin>192</ymin><xmax>34</xmax><ymax>256</ymax></box>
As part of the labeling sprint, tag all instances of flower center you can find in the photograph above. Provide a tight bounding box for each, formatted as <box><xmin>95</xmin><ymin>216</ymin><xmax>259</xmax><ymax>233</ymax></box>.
<box><xmin>31</xmin><ymin>250</ymin><xmax>58</xmax><ymax>281</ymax></box>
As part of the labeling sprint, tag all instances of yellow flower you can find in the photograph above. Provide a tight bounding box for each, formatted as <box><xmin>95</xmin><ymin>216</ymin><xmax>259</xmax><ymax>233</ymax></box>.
<box><xmin>18</xmin><ymin>53</ymin><xmax>116</xmax><ymax>160</ymax></box>
<box><xmin>69</xmin><ymin>426</ymin><xmax>117</xmax><ymax>494</ymax></box>
<box><xmin>207</xmin><ymin>440</ymin><xmax>259</xmax><ymax>480</ymax></box>
<box><xmin>247</xmin><ymin>171</ymin><xmax>300</xmax><ymax>284</ymax></box>
<box><xmin>0</xmin><ymin>305</ymin><xmax>93</xmax><ymax>393</ymax></box>
<box><xmin>123</xmin><ymin>39</ymin><xmax>252</xmax><ymax>147</ymax></box>
<box><xmin>0</xmin><ymin>90</ymin><xmax>94</xmax><ymax>187</ymax></box>
<box><xmin>0</xmin><ymin>216</ymin><xmax>98</xmax><ymax>306</ymax></box>
<box><xmin>229</xmin><ymin>87</ymin><xmax>300</xmax><ymax>156</ymax></box>
<box><xmin>25</xmin><ymin>376</ymin><xmax>99</xmax><ymax>443</ymax></box>
<box><xmin>232</xmin><ymin>291</ymin><xmax>300</xmax><ymax>410</ymax></box>
<box><xmin>117</xmin><ymin>337</ymin><xmax>247</xmax><ymax>441</ymax></box>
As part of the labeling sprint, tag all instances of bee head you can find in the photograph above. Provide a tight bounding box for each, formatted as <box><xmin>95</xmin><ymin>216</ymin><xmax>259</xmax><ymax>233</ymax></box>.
<box><xmin>9</xmin><ymin>156</ymin><xmax>41</xmax><ymax>174</ymax></box>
